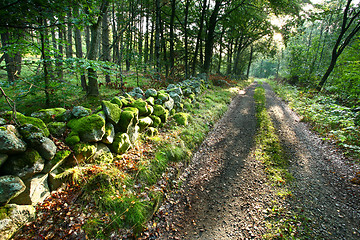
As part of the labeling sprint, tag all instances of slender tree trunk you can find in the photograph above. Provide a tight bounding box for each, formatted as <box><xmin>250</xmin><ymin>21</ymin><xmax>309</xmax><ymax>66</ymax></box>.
<box><xmin>246</xmin><ymin>45</ymin><xmax>253</xmax><ymax>79</ymax></box>
<box><xmin>217</xmin><ymin>29</ymin><xmax>224</xmax><ymax>74</ymax></box>
<box><xmin>192</xmin><ymin>0</ymin><xmax>207</xmax><ymax>76</ymax></box>
<box><xmin>169</xmin><ymin>0</ymin><xmax>176</xmax><ymax>74</ymax></box>
<box><xmin>226</xmin><ymin>39</ymin><xmax>233</xmax><ymax>75</ymax></box>
<box><xmin>74</xmin><ymin>9</ymin><xmax>86</xmax><ymax>91</ymax></box>
<box><xmin>184</xmin><ymin>0</ymin><xmax>190</xmax><ymax>78</ymax></box>
<box><xmin>144</xmin><ymin>12</ymin><xmax>149</xmax><ymax>65</ymax></box>
<box><xmin>155</xmin><ymin>0</ymin><xmax>161</xmax><ymax>77</ymax></box>
<box><xmin>160</xmin><ymin>15</ymin><xmax>168</xmax><ymax>78</ymax></box>
<box><xmin>57</xmin><ymin>26</ymin><xmax>64</xmax><ymax>80</ymax></box>
<box><xmin>203</xmin><ymin>0</ymin><xmax>221</xmax><ymax>74</ymax></box>
<box><xmin>0</xmin><ymin>31</ymin><xmax>16</xmax><ymax>83</ymax></box>
<box><xmin>85</xmin><ymin>26</ymin><xmax>90</xmax><ymax>55</ymax></box>
<box><xmin>66</xmin><ymin>9</ymin><xmax>73</xmax><ymax>58</ymax></box>
<box><xmin>102</xmin><ymin>9</ymin><xmax>111</xmax><ymax>83</ymax></box>
<box><xmin>40</xmin><ymin>20</ymin><xmax>50</xmax><ymax>106</ymax></box>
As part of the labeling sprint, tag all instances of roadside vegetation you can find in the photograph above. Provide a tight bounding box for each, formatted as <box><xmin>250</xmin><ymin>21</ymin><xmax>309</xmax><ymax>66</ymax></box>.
<box><xmin>267</xmin><ymin>79</ymin><xmax>360</xmax><ymax>161</ymax></box>
<box><xmin>254</xmin><ymin>83</ymin><xmax>313</xmax><ymax>239</ymax></box>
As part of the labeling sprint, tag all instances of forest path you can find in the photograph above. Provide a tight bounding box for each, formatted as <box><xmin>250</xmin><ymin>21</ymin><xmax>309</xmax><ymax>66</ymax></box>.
<box><xmin>145</xmin><ymin>82</ymin><xmax>360</xmax><ymax>239</ymax></box>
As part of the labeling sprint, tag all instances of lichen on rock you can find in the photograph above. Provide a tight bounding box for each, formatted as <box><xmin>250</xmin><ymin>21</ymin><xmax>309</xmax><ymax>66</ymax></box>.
<box><xmin>111</xmin><ymin>133</ymin><xmax>131</xmax><ymax>154</ymax></box>
<box><xmin>31</xmin><ymin>108</ymin><xmax>67</xmax><ymax>123</ymax></box>
<box><xmin>101</xmin><ymin>100</ymin><xmax>121</xmax><ymax>125</ymax></box>
<box><xmin>67</xmin><ymin>114</ymin><xmax>106</xmax><ymax>142</ymax></box>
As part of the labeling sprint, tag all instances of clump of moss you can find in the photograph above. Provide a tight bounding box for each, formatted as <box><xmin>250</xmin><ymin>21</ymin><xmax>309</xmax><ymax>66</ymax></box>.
<box><xmin>173</xmin><ymin>112</ymin><xmax>190</xmax><ymax>126</ymax></box>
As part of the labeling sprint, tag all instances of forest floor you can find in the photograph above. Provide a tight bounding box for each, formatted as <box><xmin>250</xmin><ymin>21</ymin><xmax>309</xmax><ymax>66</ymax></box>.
<box><xmin>141</xmin><ymin>82</ymin><xmax>360</xmax><ymax>239</ymax></box>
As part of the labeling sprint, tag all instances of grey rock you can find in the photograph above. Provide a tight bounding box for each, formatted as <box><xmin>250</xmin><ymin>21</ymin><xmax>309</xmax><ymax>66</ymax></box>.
<box><xmin>166</xmin><ymin>84</ymin><xmax>176</xmax><ymax>90</ymax></box>
<box><xmin>145</xmin><ymin>88</ymin><xmax>158</xmax><ymax>98</ymax></box>
<box><xmin>102</xmin><ymin>123</ymin><xmax>115</xmax><ymax>144</ymax></box>
<box><xmin>1</xmin><ymin>149</ymin><xmax>44</xmax><ymax>180</ymax></box>
<box><xmin>133</xmin><ymin>87</ymin><xmax>144</xmax><ymax>95</ymax></box>
<box><xmin>55</xmin><ymin>109</ymin><xmax>72</xmax><ymax>122</ymax></box>
<box><xmin>48</xmin><ymin>169</ymin><xmax>64</xmax><ymax>191</ymax></box>
<box><xmin>0</xmin><ymin>176</ymin><xmax>26</xmax><ymax>205</ymax></box>
<box><xmin>91</xmin><ymin>143</ymin><xmax>113</xmax><ymax>164</ymax></box>
<box><xmin>10</xmin><ymin>173</ymin><xmax>50</xmax><ymax>205</ymax></box>
<box><xmin>72</xmin><ymin>106</ymin><xmax>91</xmax><ymax>118</ymax></box>
<box><xmin>0</xmin><ymin>118</ymin><xmax>6</xmax><ymax>125</ymax></box>
<box><xmin>0</xmin><ymin>154</ymin><xmax>8</xmax><ymax>167</ymax></box>
<box><xmin>169</xmin><ymin>92</ymin><xmax>182</xmax><ymax>104</ymax></box>
<box><xmin>168</xmin><ymin>87</ymin><xmax>183</xmax><ymax>96</ymax></box>
<box><xmin>47</xmin><ymin>122</ymin><xmax>66</xmax><ymax>137</ymax></box>
<box><xmin>0</xmin><ymin>125</ymin><xmax>27</xmax><ymax>154</ymax></box>
<box><xmin>164</xmin><ymin>97</ymin><xmax>174</xmax><ymax>111</ymax></box>
<box><xmin>35</xmin><ymin>137</ymin><xmax>57</xmax><ymax>161</ymax></box>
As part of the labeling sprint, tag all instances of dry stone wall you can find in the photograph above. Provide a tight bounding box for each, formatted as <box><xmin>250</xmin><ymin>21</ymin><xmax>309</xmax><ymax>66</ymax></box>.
<box><xmin>0</xmin><ymin>77</ymin><xmax>209</xmax><ymax>240</ymax></box>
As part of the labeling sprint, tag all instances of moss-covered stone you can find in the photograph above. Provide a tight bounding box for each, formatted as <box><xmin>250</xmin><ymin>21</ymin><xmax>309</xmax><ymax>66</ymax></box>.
<box><xmin>42</xmin><ymin>150</ymin><xmax>71</xmax><ymax>173</ymax></box>
<box><xmin>67</xmin><ymin>114</ymin><xmax>105</xmax><ymax>142</ymax></box>
<box><xmin>101</xmin><ymin>100</ymin><xmax>121</xmax><ymax>125</ymax></box>
<box><xmin>117</xmin><ymin>107</ymin><xmax>139</xmax><ymax>133</ymax></box>
<box><xmin>146</xmin><ymin>97</ymin><xmax>155</xmax><ymax>106</ymax></box>
<box><xmin>90</xmin><ymin>143</ymin><xmax>113</xmax><ymax>164</ymax></box>
<box><xmin>55</xmin><ymin>110</ymin><xmax>72</xmax><ymax>122</ymax></box>
<box><xmin>129</xmin><ymin>99</ymin><xmax>152</xmax><ymax>116</ymax></box>
<box><xmin>111</xmin><ymin>133</ymin><xmax>131</xmax><ymax>154</ymax></box>
<box><xmin>138</xmin><ymin>117</ymin><xmax>153</xmax><ymax>132</ymax></box>
<box><xmin>31</xmin><ymin>108</ymin><xmax>67</xmax><ymax>123</ymax></box>
<box><xmin>101</xmin><ymin>123</ymin><xmax>115</xmax><ymax>144</ymax></box>
<box><xmin>145</xmin><ymin>127</ymin><xmax>158</xmax><ymax>137</ymax></box>
<box><xmin>153</xmin><ymin>105</ymin><xmax>166</xmax><ymax>117</ymax></box>
<box><xmin>3</xmin><ymin>111</ymin><xmax>49</xmax><ymax>137</ymax></box>
<box><xmin>73</xmin><ymin>143</ymin><xmax>97</xmax><ymax>163</ymax></box>
<box><xmin>173</xmin><ymin>112</ymin><xmax>190</xmax><ymax>126</ymax></box>
<box><xmin>0</xmin><ymin>149</ymin><xmax>44</xmax><ymax>179</ymax></box>
<box><xmin>159</xmin><ymin>109</ymin><xmax>169</xmax><ymax>123</ymax></box>
<box><xmin>47</xmin><ymin>122</ymin><xmax>66</xmax><ymax>137</ymax></box>
<box><xmin>110</xmin><ymin>97</ymin><xmax>123</xmax><ymax>108</ymax></box>
<box><xmin>65</xmin><ymin>133</ymin><xmax>80</xmax><ymax>146</ymax></box>
<box><xmin>170</xmin><ymin>109</ymin><xmax>176</xmax><ymax>116</ymax></box>
<box><xmin>189</xmin><ymin>93</ymin><xmax>195</xmax><ymax>101</ymax></box>
<box><xmin>71</xmin><ymin>106</ymin><xmax>91</xmax><ymax>118</ymax></box>
<box><xmin>145</xmin><ymin>88</ymin><xmax>157</xmax><ymax>98</ymax></box>
<box><xmin>157</xmin><ymin>92</ymin><xmax>169</xmax><ymax>102</ymax></box>
<box><xmin>150</xmin><ymin>115</ymin><xmax>161</xmax><ymax>128</ymax></box>
<box><xmin>184</xmin><ymin>102</ymin><xmax>193</xmax><ymax>111</ymax></box>
<box><xmin>0</xmin><ymin>125</ymin><xmax>27</xmax><ymax>154</ymax></box>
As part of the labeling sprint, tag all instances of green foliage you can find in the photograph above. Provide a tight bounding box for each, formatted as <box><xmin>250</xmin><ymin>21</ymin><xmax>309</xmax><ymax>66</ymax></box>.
<box><xmin>269</xmin><ymin>79</ymin><xmax>360</xmax><ymax>159</ymax></box>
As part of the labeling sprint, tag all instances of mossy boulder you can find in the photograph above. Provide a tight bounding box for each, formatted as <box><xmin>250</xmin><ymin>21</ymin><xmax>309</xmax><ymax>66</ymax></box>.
<box><xmin>128</xmin><ymin>125</ymin><xmax>140</xmax><ymax>144</ymax></box>
<box><xmin>159</xmin><ymin>109</ymin><xmax>169</xmax><ymax>123</ymax></box>
<box><xmin>153</xmin><ymin>105</ymin><xmax>166</xmax><ymax>117</ymax></box>
<box><xmin>146</xmin><ymin>97</ymin><xmax>155</xmax><ymax>106</ymax></box>
<box><xmin>31</xmin><ymin>108</ymin><xmax>67</xmax><ymax>123</ymax></box>
<box><xmin>101</xmin><ymin>100</ymin><xmax>121</xmax><ymax>125</ymax></box>
<box><xmin>102</xmin><ymin>123</ymin><xmax>115</xmax><ymax>144</ymax></box>
<box><xmin>65</xmin><ymin>132</ymin><xmax>80</xmax><ymax>146</ymax></box>
<box><xmin>145</xmin><ymin>127</ymin><xmax>158</xmax><ymax>137</ymax></box>
<box><xmin>145</xmin><ymin>88</ymin><xmax>158</xmax><ymax>98</ymax></box>
<box><xmin>173</xmin><ymin>112</ymin><xmax>190</xmax><ymax>126</ymax></box>
<box><xmin>138</xmin><ymin>117</ymin><xmax>153</xmax><ymax>132</ymax></box>
<box><xmin>110</xmin><ymin>97</ymin><xmax>123</xmax><ymax>108</ymax></box>
<box><xmin>47</xmin><ymin>122</ymin><xmax>66</xmax><ymax>137</ymax></box>
<box><xmin>90</xmin><ymin>143</ymin><xmax>113</xmax><ymax>164</ymax></box>
<box><xmin>117</xmin><ymin>107</ymin><xmax>139</xmax><ymax>133</ymax></box>
<box><xmin>2</xmin><ymin>111</ymin><xmax>49</xmax><ymax>137</ymax></box>
<box><xmin>67</xmin><ymin>114</ymin><xmax>106</xmax><ymax>142</ymax></box>
<box><xmin>111</xmin><ymin>133</ymin><xmax>131</xmax><ymax>154</ymax></box>
<box><xmin>150</xmin><ymin>115</ymin><xmax>161</xmax><ymax>128</ymax></box>
<box><xmin>0</xmin><ymin>176</ymin><xmax>26</xmax><ymax>206</ymax></box>
<box><xmin>0</xmin><ymin>149</ymin><xmax>44</xmax><ymax>180</ymax></box>
<box><xmin>73</xmin><ymin>143</ymin><xmax>97</xmax><ymax>164</ymax></box>
<box><xmin>0</xmin><ymin>125</ymin><xmax>27</xmax><ymax>154</ymax></box>
<box><xmin>71</xmin><ymin>106</ymin><xmax>91</xmax><ymax>118</ymax></box>
<box><xmin>129</xmin><ymin>99</ymin><xmax>153</xmax><ymax>116</ymax></box>
<box><xmin>55</xmin><ymin>109</ymin><xmax>72</xmax><ymax>122</ymax></box>
<box><xmin>42</xmin><ymin>150</ymin><xmax>71</xmax><ymax>173</ymax></box>
<box><xmin>164</xmin><ymin>97</ymin><xmax>174</xmax><ymax>111</ymax></box>
<box><xmin>157</xmin><ymin>91</ymin><xmax>170</xmax><ymax>102</ymax></box>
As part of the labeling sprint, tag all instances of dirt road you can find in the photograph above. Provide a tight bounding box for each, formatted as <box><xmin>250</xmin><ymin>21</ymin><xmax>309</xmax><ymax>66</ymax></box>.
<box><xmin>146</xmin><ymin>82</ymin><xmax>360</xmax><ymax>239</ymax></box>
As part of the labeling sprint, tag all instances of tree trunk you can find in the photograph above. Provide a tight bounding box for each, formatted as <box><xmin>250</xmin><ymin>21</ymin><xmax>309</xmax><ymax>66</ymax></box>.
<box><xmin>87</xmin><ymin>0</ymin><xmax>109</xmax><ymax>96</ymax></box>
<box><xmin>203</xmin><ymin>0</ymin><xmax>221</xmax><ymax>74</ymax></box>
<box><xmin>246</xmin><ymin>45</ymin><xmax>253</xmax><ymax>79</ymax></box>
<box><xmin>85</xmin><ymin>26</ymin><xmax>90</xmax><ymax>55</ymax></box>
<box><xmin>184</xmin><ymin>0</ymin><xmax>190</xmax><ymax>78</ymax></box>
<box><xmin>169</xmin><ymin>0</ymin><xmax>176</xmax><ymax>73</ymax></box>
<box><xmin>0</xmin><ymin>31</ymin><xmax>16</xmax><ymax>83</ymax></box>
<box><xmin>192</xmin><ymin>0</ymin><xmax>207</xmax><ymax>76</ymax></box>
<box><xmin>155</xmin><ymin>0</ymin><xmax>161</xmax><ymax>77</ymax></box>
<box><xmin>102</xmin><ymin>9</ymin><xmax>111</xmax><ymax>83</ymax></box>
<box><xmin>57</xmin><ymin>26</ymin><xmax>64</xmax><ymax>80</ymax></box>
<box><xmin>66</xmin><ymin>9</ymin><xmax>73</xmax><ymax>58</ymax></box>
<box><xmin>40</xmin><ymin>20</ymin><xmax>50</xmax><ymax>106</ymax></box>
<box><xmin>74</xmin><ymin>8</ymin><xmax>86</xmax><ymax>91</ymax></box>
<box><xmin>226</xmin><ymin>39</ymin><xmax>233</xmax><ymax>75</ymax></box>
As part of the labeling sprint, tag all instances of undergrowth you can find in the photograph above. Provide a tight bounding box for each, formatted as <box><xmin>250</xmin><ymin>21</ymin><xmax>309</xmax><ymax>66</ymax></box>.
<box><xmin>267</xmin><ymin>79</ymin><xmax>360</xmax><ymax>160</ymax></box>
<box><xmin>254</xmin><ymin>83</ymin><xmax>314</xmax><ymax>239</ymax></box>
<box><xmin>63</xmin><ymin>79</ymin><xmax>252</xmax><ymax>238</ymax></box>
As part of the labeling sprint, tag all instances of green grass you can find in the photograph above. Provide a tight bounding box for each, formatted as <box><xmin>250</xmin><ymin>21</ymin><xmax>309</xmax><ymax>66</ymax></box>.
<box><xmin>253</xmin><ymin>84</ymin><xmax>314</xmax><ymax>239</ymax></box>
<box><xmin>267</xmin><ymin>79</ymin><xmax>360</xmax><ymax>160</ymax></box>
